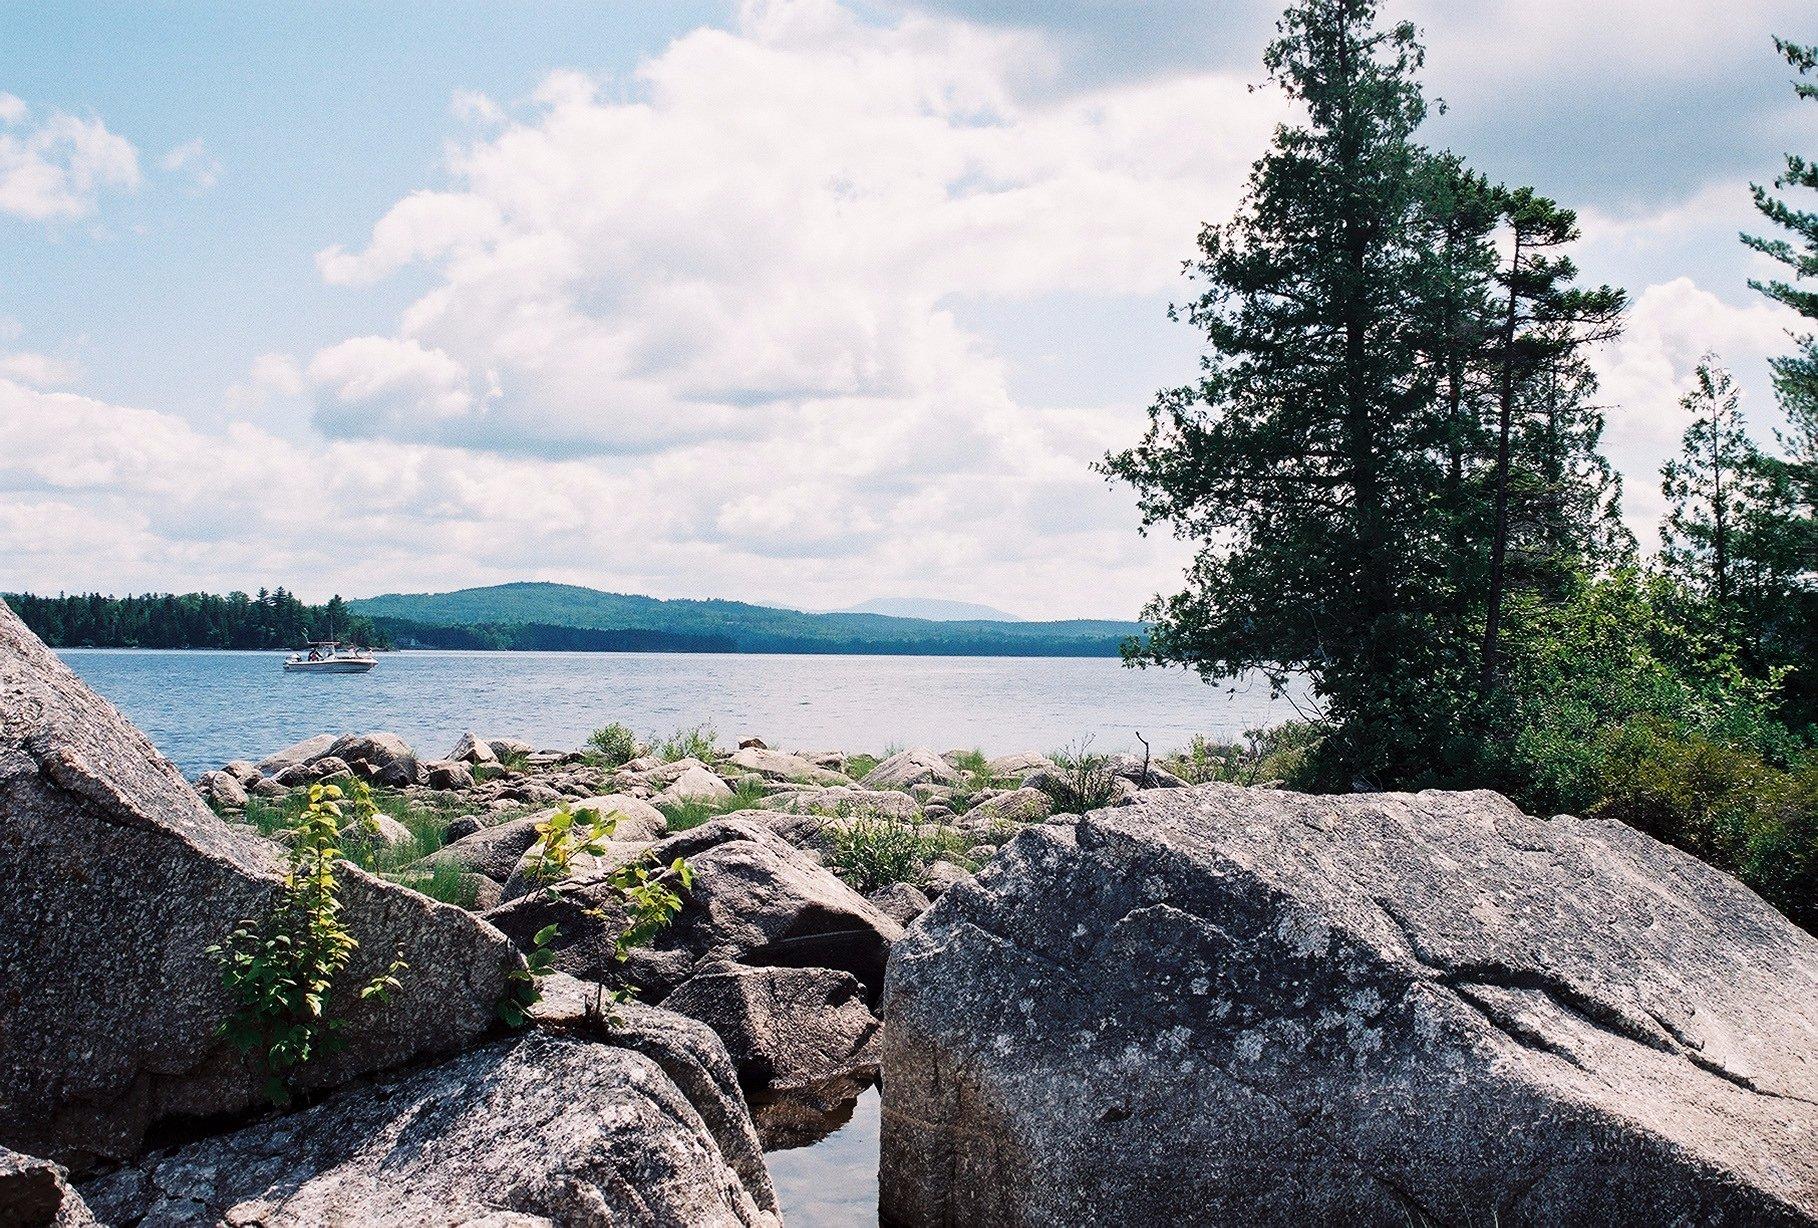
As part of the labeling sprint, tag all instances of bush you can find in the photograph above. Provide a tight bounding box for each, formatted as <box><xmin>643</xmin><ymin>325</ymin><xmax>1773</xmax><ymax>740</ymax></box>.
<box><xmin>1041</xmin><ymin>737</ymin><xmax>1121</xmax><ymax>811</ymax></box>
<box><xmin>1592</xmin><ymin>721</ymin><xmax>1816</xmax><ymax>930</ymax></box>
<box><xmin>1165</xmin><ymin>724</ymin><xmax>1322</xmax><ymax>787</ymax></box>
<box><xmin>657</xmin><ymin>778</ymin><xmax>769</xmax><ymax>832</ymax></box>
<box><xmin>656</xmin><ymin>722</ymin><xmax>719</xmax><ymax>763</ymax></box>
<box><xmin>586</xmin><ymin>721</ymin><xmax>639</xmax><ymax>767</ymax></box>
<box><xmin>825</xmin><ymin>816</ymin><xmax>972</xmax><ymax>893</ymax></box>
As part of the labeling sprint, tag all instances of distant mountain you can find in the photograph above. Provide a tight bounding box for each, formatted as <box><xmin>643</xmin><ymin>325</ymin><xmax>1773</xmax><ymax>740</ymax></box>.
<box><xmin>837</xmin><ymin>597</ymin><xmax>1025</xmax><ymax>622</ymax></box>
<box><xmin>349</xmin><ymin>582</ymin><xmax>1143</xmax><ymax>657</ymax></box>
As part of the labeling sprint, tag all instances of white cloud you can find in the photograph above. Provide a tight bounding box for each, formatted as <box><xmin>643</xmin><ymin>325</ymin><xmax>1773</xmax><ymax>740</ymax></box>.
<box><xmin>0</xmin><ymin>351</ymin><xmax>80</xmax><ymax>388</ymax></box>
<box><xmin>265</xmin><ymin>0</ymin><xmax>1276</xmax><ymax>610</ymax></box>
<box><xmin>0</xmin><ymin>97</ymin><xmax>139</xmax><ymax>220</ymax></box>
<box><xmin>160</xmin><ymin>138</ymin><xmax>220</xmax><ymax>194</ymax></box>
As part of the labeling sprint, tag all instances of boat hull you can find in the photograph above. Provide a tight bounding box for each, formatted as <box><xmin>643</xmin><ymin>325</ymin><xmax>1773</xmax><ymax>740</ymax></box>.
<box><xmin>282</xmin><ymin>659</ymin><xmax>377</xmax><ymax>674</ymax></box>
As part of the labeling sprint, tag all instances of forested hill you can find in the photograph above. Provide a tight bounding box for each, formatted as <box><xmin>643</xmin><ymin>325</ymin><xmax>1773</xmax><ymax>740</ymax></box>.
<box><xmin>350</xmin><ymin>582</ymin><xmax>1144</xmax><ymax>656</ymax></box>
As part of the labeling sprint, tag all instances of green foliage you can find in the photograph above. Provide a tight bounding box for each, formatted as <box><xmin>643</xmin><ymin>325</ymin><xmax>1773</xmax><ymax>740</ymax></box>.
<box><xmin>825</xmin><ymin>816</ymin><xmax>972</xmax><ymax>893</ymax></box>
<box><xmin>210</xmin><ymin>781</ymin><xmax>409</xmax><ymax>1104</ymax></box>
<box><xmin>1593</xmin><ymin>723</ymin><xmax>1816</xmax><ymax>930</ymax></box>
<box><xmin>500</xmin><ymin>803</ymin><xmax>694</xmax><ymax>1025</ymax></box>
<box><xmin>657</xmin><ymin>778</ymin><xmax>769</xmax><ymax>832</ymax></box>
<box><xmin>499</xmin><ymin>922</ymin><xmax>557</xmax><ymax>1029</ymax></box>
<box><xmin>1040</xmin><ymin>738</ymin><xmax>1121</xmax><ymax>812</ymax></box>
<box><xmin>1166</xmin><ymin>725</ymin><xmax>1322</xmax><ymax>787</ymax></box>
<box><xmin>656</xmin><ymin>722</ymin><xmax>719</xmax><ymax>763</ymax></box>
<box><xmin>495</xmin><ymin>747</ymin><xmax>532</xmax><ymax>772</ymax></box>
<box><xmin>241</xmin><ymin>785</ymin><xmax>479</xmax><ymax>887</ymax></box>
<box><xmin>586</xmin><ymin>721</ymin><xmax>639</xmax><ymax>767</ymax></box>
<box><xmin>844</xmin><ymin>752</ymin><xmax>881</xmax><ymax>782</ymax></box>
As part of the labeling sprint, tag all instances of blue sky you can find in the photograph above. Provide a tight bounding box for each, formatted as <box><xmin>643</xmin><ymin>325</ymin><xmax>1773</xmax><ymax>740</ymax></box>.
<box><xmin>0</xmin><ymin>0</ymin><xmax>1812</xmax><ymax>617</ymax></box>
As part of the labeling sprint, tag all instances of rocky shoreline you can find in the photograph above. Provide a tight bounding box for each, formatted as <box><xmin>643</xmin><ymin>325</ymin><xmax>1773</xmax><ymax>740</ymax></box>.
<box><xmin>4</xmin><ymin>598</ymin><xmax>1817</xmax><ymax>1226</ymax></box>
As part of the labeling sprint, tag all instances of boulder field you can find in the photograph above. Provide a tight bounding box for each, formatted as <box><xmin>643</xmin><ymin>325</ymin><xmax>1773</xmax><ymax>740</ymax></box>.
<box><xmin>10</xmin><ymin>586</ymin><xmax>1817</xmax><ymax>1227</ymax></box>
<box><xmin>880</xmin><ymin>783</ymin><xmax>1818</xmax><ymax>1226</ymax></box>
<box><xmin>0</xmin><ymin>601</ymin><xmax>780</xmax><ymax>1224</ymax></box>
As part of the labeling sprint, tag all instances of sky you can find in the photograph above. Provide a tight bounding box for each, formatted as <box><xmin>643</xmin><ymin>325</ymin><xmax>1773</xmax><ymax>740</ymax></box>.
<box><xmin>0</xmin><ymin>0</ymin><xmax>1812</xmax><ymax>619</ymax></box>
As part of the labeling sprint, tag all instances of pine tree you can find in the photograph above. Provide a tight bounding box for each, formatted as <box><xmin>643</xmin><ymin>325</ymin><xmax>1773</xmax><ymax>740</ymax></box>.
<box><xmin>1477</xmin><ymin>190</ymin><xmax>1625</xmax><ymax>692</ymax></box>
<box><xmin>1743</xmin><ymin>37</ymin><xmax>1818</xmax><ymax>575</ymax></box>
<box><xmin>1661</xmin><ymin>361</ymin><xmax>1765</xmax><ymax>610</ymax></box>
<box><xmin>1104</xmin><ymin>0</ymin><xmax>1467</xmax><ymax>783</ymax></box>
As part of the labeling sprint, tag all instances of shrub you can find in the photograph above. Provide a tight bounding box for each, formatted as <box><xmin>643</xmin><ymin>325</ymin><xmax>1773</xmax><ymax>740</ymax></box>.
<box><xmin>1591</xmin><ymin>721</ymin><xmax>1817</xmax><ymax>930</ymax></box>
<box><xmin>586</xmin><ymin>721</ymin><xmax>639</xmax><ymax>767</ymax></box>
<box><xmin>844</xmin><ymin>752</ymin><xmax>881</xmax><ymax>781</ymax></box>
<box><xmin>500</xmin><ymin>804</ymin><xmax>693</xmax><ymax>1026</ymax></box>
<box><xmin>1042</xmin><ymin>737</ymin><xmax>1121</xmax><ymax>812</ymax></box>
<box><xmin>211</xmin><ymin>781</ymin><xmax>408</xmax><ymax>1104</ymax></box>
<box><xmin>657</xmin><ymin>722</ymin><xmax>719</xmax><ymax>763</ymax></box>
<box><xmin>825</xmin><ymin>815</ymin><xmax>973</xmax><ymax>893</ymax></box>
<box><xmin>658</xmin><ymin>778</ymin><xmax>769</xmax><ymax>833</ymax></box>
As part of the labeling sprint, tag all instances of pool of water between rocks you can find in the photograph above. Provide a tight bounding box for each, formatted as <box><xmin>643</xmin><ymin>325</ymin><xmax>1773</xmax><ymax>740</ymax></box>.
<box><xmin>763</xmin><ymin>1082</ymin><xmax>882</xmax><ymax>1226</ymax></box>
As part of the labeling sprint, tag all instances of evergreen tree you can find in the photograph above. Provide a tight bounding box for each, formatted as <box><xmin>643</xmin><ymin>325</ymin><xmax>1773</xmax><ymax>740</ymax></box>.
<box><xmin>1661</xmin><ymin>361</ymin><xmax>1765</xmax><ymax>609</ymax></box>
<box><xmin>1105</xmin><ymin>0</ymin><xmax>1465</xmax><ymax>783</ymax></box>
<box><xmin>1478</xmin><ymin>190</ymin><xmax>1625</xmax><ymax>692</ymax></box>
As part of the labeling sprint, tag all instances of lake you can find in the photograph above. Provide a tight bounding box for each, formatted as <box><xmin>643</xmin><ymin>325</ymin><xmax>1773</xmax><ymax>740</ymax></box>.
<box><xmin>58</xmin><ymin>649</ymin><xmax>1301</xmax><ymax>777</ymax></box>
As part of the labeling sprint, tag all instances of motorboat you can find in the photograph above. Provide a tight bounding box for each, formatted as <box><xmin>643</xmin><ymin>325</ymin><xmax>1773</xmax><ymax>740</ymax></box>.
<box><xmin>283</xmin><ymin>641</ymin><xmax>378</xmax><ymax>674</ymax></box>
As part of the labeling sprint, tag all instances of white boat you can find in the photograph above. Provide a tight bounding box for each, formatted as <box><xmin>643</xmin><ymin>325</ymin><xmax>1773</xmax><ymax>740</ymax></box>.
<box><xmin>283</xmin><ymin>641</ymin><xmax>378</xmax><ymax>674</ymax></box>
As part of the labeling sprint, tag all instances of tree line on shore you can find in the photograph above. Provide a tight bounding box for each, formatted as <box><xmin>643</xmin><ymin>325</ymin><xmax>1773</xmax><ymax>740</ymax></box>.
<box><xmin>1106</xmin><ymin>0</ymin><xmax>1816</xmax><ymax>926</ymax></box>
<box><xmin>4</xmin><ymin>589</ymin><xmax>391</xmax><ymax>652</ymax></box>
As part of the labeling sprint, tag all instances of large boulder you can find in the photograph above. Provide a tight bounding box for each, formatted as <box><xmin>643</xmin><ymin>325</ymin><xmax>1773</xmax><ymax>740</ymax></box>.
<box><xmin>663</xmin><ymin>764</ymin><xmax>735</xmax><ymax>803</ymax></box>
<box><xmin>80</xmin><ymin>1024</ymin><xmax>781</xmax><ymax>1227</ymax></box>
<box><xmin>489</xmin><ymin>818</ymin><xmax>903</xmax><ymax>1002</ymax></box>
<box><xmin>881</xmin><ymin>784</ymin><xmax>1818</xmax><ymax>1226</ymax></box>
<box><xmin>326</xmin><ymin>731</ymin><xmax>419</xmax><ymax>786</ymax></box>
<box><xmin>0</xmin><ymin>601</ymin><xmax>518</xmax><ymax>1168</ymax></box>
<box><xmin>762</xmin><ymin>785</ymin><xmax>923</xmax><ymax>822</ymax></box>
<box><xmin>254</xmin><ymin>733</ymin><xmax>335</xmax><ymax>776</ymax></box>
<box><xmin>422</xmin><ymin>758</ymin><xmax>474</xmax><ymax>791</ymax></box>
<box><xmin>447</xmin><ymin>730</ymin><xmax>499</xmax><ymax>765</ymax></box>
<box><xmin>861</xmin><ymin>748</ymin><xmax>961</xmax><ymax>791</ymax></box>
<box><xmin>666</xmin><ymin>962</ymin><xmax>881</xmax><ymax>1093</ymax></box>
<box><xmin>193</xmin><ymin>768</ymin><xmax>247</xmax><ymax>810</ymax></box>
<box><xmin>727</xmin><ymin>746</ymin><xmax>849</xmax><ymax>786</ymax></box>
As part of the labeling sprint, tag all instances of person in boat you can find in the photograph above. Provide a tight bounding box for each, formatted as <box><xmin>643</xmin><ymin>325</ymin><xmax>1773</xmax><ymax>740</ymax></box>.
<box><xmin>307</xmin><ymin>646</ymin><xmax>323</xmax><ymax>662</ymax></box>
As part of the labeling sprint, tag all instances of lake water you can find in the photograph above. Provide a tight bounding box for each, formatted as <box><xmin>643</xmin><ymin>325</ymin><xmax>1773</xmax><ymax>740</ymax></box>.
<box><xmin>59</xmin><ymin>649</ymin><xmax>1301</xmax><ymax>776</ymax></box>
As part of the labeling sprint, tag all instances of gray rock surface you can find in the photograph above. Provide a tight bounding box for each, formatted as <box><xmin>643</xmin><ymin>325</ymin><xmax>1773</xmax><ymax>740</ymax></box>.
<box><xmin>881</xmin><ymin>784</ymin><xmax>1818</xmax><ymax>1227</ymax></box>
<box><xmin>666</xmin><ymin>961</ymin><xmax>882</xmax><ymax>1092</ymax></box>
<box><xmin>1</xmin><ymin>1148</ymin><xmax>97</xmax><ymax>1226</ymax></box>
<box><xmin>985</xmin><ymin>751</ymin><xmax>1054</xmax><ymax>778</ymax></box>
<box><xmin>326</xmin><ymin>731</ymin><xmax>420</xmax><ymax>786</ymax></box>
<box><xmin>762</xmin><ymin>785</ymin><xmax>922</xmax><ymax>822</ymax></box>
<box><xmin>727</xmin><ymin>746</ymin><xmax>850</xmax><ymax>786</ymax></box>
<box><xmin>194</xmin><ymin>768</ymin><xmax>247</xmax><ymax>809</ymax></box>
<box><xmin>861</xmin><ymin>748</ymin><xmax>961</xmax><ymax>791</ymax></box>
<box><xmin>422</xmin><ymin>758</ymin><xmax>474</xmax><ymax>791</ymax></box>
<box><xmin>0</xmin><ymin>601</ymin><xmax>518</xmax><ymax>1168</ymax></box>
<box><xmin>254</xmin><ymin>733</ymin><xmax>335</xmax><ymax>776</ymax></box>
<box><xmin>419</xmin><ymin>813</ymin><xmax>546</xmax><ymax>882</ymax></box>
<box><xmin>664</xmin><ymin>764</ymin><xmax>735</xmax><ymax>803</ymax></box>
<box><xmin>81</xmin><ymin>1026</ymin><xmax>781</xmax><ymax>1228</ymax></box>
<box><xmin>447</xmin><ymin>730</ymin><xmax>499</xmax><ymax>765</ymax></box>
<box><xmin>963</xmin><ymin>785</ymin><xmax>1052</xmax><ymax>826</ymax></box>
<box><xmin>917</xmin><ymin>859</ymin><xmax>973</xmax><ymax>898</ymax></box>
<box><xmin>491</xmin><ymin>819</ymin><xmax>902</xmax><ymax>1003</ymax></box>
<box><xmin>868</xmin><ymin>881</ymin><xmax>933</xmax><ymax>926</ymax></box>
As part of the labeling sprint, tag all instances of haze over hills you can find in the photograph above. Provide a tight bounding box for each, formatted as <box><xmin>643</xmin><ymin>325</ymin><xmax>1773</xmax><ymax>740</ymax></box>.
<box><xmin>350</xmin><ymin>583</ymin><xmax>1142</xmax><ymax>657</ymax></box>
<box><xmin>835</xmin><ymin>597</ymin><xmax>1025</xmax><ymax>622</ymax></box>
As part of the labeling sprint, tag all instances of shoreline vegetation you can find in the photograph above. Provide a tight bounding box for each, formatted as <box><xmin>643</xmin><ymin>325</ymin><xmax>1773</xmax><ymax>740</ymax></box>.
<box><xmin>5</xmin><ymin>581</ymin><xmax>1143</xmax><ymax>657</ymax></box>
